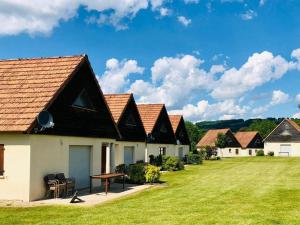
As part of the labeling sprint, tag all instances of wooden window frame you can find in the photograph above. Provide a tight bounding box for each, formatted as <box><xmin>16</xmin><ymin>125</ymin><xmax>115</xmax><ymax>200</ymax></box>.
<box><xmin>235</xmin><ymin>148</ymin><xmax>239</xmax><ymax>155</ymax></box>
<box><xmin>159</xmin><ymin>147</ymin><xmax>166</xmax><ymax>156</ymax></box>
<box><xmin>0</xmin><ymin>144</ymin><xmax>4</xmax><ymax>176</ymax></box>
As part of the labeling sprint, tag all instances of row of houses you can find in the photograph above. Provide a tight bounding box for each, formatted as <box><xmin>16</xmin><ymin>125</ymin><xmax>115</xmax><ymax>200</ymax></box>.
<box><xmin>196</xmin><ymin>119</ymin><xmax>300</xmax><ymax>157</ymax></box>
<box><xmin>196</xmin><ymin>129</ymin><xmax>264</xmax><ymax>157</ymax></box>
<box><xmin>0</xmin><ymin>55</ymin><xmax>190</xmax><ymax>201</ymax></box>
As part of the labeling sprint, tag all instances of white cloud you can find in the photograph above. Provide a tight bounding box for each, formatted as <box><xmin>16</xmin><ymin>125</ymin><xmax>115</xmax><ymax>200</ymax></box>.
<box><xmin>130</xmin><ymin>55</ymin><xmax>218</xmax><ymax>108</ymax></box>
<box><xmin>159</xmin><ymin>7</ymin><xmax>171</xmax><ymax>17</ymax></box>
<box><xmin>240</xmin><ymin>9</ymin><xmax>257</xmax><ymax>20</ymax></box>
<box><xmin>270</xmin><ymin>90</ymin><xmax>289</xmax><ymax>105</ymax></box>
<box><xmin>259</xmin><ymin>0</ymin><xmax>266</xmax><ymax>6</ymax></box>
<box><xmin>252</xmin><ymin>90</ymin><xmax>289</xmax><ymax>115</ymax></box>
<box><xmin>98</xmin><ymin>58</ymin><xmax>144</xmax><ymax>93</ymax></box>
<box><xmin>0</xmin><ymin>0</ymin><xmax>169</xmax><ymax>35</ymax></box>
<box><xmin>290</xmin><ymin>48</ymin><xmax>300</xmax><ymax>70</ymax></box>
<box><xmin>177</xmin><ymin>16</ymin><xmax>191</xmax><ymax>26</ymax></box>
<box><xmin>293</xmin><ymin>113</ymin><xmax>300</xmax><ymax>119</ymax></box>
<box><xmin>184</xmin><ymin>0</ymin><xmax>200</xmax><ymax>4</ymax></box>
<box><xmin>169</xmin><ymin>99</ymin><xmax>248</xmax><ymax>121</ymax></box>
<box><xmin>211</xmin><ymin>51</ymin><xmax>290</xmax><ymax>100</ymax></box>
<box><xmin>296</xmin><ymin>93</ymin><xmax>300</xmax><ymax>103</ymax></box>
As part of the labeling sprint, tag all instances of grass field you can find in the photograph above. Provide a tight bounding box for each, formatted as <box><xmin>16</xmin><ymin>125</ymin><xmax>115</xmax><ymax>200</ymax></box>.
<box><xmin>1</xmin><ymin>157</ymin><xmax>300</xmax><ymax>225</ymax></box>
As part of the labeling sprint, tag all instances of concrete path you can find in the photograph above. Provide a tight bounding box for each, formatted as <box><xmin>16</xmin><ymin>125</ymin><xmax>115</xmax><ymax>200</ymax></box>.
<box><xmin>0</xmin><ymin>183</ymin><xmax>152</xmax><ymax>207</ymax></box>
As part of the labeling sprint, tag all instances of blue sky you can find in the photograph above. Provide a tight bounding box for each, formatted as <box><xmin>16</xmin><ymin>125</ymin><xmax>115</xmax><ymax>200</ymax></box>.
<box><xmin>0</xmin><ymin>0</ymin><xmax>300</xmax><ymax>121</ymax></box>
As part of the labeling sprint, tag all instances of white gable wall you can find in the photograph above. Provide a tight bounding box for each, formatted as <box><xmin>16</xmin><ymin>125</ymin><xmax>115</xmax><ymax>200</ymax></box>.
<box><xmin>0</xmin><ymin>133</ymin><xmax>31</xmax><ymax>201</ymax></box>
<box><xmin>264</xmin><ymin>142</ymin><xmax>300</xmax><ymax>156</ymax></box>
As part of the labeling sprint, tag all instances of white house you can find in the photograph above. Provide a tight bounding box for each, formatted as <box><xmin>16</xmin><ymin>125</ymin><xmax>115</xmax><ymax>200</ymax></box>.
<box><xmin>137</xmin><ymin>104</ymin><xmax>177</xmax><ymax>161</ymax></box>
<box><xmin>104</xmin><ymin>94</ymin><xmax>147</xmax><ymax>166</ymax></box>
<box><xmin>169</xmin><ymin>115</ymin><xmax>190</xmax><ymax>159</ymax></box>
<box><xmin>233</xmin><ymin>131</ymin><xmax>264</xmax><ymax>157</ymax></box>
<box><xmin>264</xmin><ymin>119</ymin><xmax>300</xmax><ymax>156</ymax></box>
<box><xmin>0</xmin><ymin>55</ymin><xmax>120</xmax><ymax>201</ymax></box>
<box><xmin>196</xmin><ymin>128</ymin><xmax>242</xmax><ymax>157</ymax></box>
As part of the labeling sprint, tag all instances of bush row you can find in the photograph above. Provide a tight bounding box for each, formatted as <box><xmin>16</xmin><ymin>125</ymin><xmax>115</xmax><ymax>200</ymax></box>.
<box><xmin>115</xmin><ymin>163</ymin><xmax>160</xmax><ymax>184</ymax></box>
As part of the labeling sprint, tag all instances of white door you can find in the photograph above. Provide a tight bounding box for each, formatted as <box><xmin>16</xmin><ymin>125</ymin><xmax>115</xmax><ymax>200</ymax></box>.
<box><xmin>124</xmin><ymin>146</ymin><xmax>134</xmax><ymax>165</ymax></box>
<box><xmin>69</xmin><ymin>146</ymin><xmax>91</xmax><ymax>189</ymax></box>
<box><xmin>280</xmin><ymin>144</ymin><xmax>292</xmax><ymax>156</ymax></box>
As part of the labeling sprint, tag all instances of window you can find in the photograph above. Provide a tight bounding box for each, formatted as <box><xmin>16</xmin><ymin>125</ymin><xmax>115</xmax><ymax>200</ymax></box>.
<box><xmin>0</xmin><ymin>144</ymin><xmax>4</xmax><ymax>176</ymax></box>
<box><xmin>229</xmin><ymin>149</ymin><xmax>232</xmax><ymax>153</ymax></box>
<box><xmin>72</xmin><ymin>89</ymin><xmax>95</xmax><ymax>110</ymax></box>
<box><xmin>159</xmin><ymin>147</ymin><xmax>166</xmax><ymax>156</ymax></box>
<box><xmin>125</xmin><ymin>113</ymin><xmax>136</xmax><ymax>126</ymax></box>
<box><xmin>255</xmin><ymin>139</ymin><xmax>261</xmax><ymax>144</ymax></box>
<box><xmin>226</xmin><ymin>137</ymin><xmax>232</xmax><ymax>143</ymax></box>
<box><xmin>235</xmin><ymin>149</ymin><xmax>239</xmax><ymax>155</ymax></box>
<box><xmin>249</xmin><ymin>149</ymin><xmax>252</xmax><ymax>156</ymax></box>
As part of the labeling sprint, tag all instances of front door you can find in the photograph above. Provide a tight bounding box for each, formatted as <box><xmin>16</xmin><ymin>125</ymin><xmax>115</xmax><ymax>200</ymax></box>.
<box><xmin>101</xmin><ymin>145</ymin><xmax>107</xmax><ymax>174</ymax></box>
<box><xmin>124</xmin><ymin>146</ymin><xmax>134</xmax><ymax>165</ymax></box>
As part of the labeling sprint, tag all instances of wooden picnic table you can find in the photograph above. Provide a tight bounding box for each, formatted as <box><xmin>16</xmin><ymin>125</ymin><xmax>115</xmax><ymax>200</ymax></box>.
<box><xmin>90</xmin><ymin>173</ymin><xmax>126</xmax><ymax>195</ymax></box>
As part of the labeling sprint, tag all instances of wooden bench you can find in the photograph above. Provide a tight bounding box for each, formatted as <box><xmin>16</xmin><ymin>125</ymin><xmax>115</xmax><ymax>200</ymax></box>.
<box><xmin>90</xmin><ymin>173</ymin><xmax>126</xmax><ymax>195</ymax></box>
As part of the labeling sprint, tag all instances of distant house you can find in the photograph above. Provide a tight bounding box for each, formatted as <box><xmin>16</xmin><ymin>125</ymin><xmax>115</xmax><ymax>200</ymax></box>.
<box><xmin>264</xmin><ymin>119</ymin><xmax>300</xmax><ymax>156</ymax></box>
<box><xmin>137</xmin><ymin>104</ymin><xmax>176</xmax><ymax>160</ymax></box>
<box><xmin>0</xmin><ymin>55</ymin><xmax>120</xmax><ymax>201</ymax></box>
<box><xmin>169</xmin><ymin>115</ymin><xmax>190</xmax><ymax>159</ymax></box>
<box><xmin>196</xmin><ymin>128</ymin><xmax>241</xmax><ymax>157</ymax></box>
<box><xmin>233</xmin><ymin>131</ymin><xmax>264</xmax><ymax>157</ymax></box>
<box><xmin>104</xmin><ymin>94</ymin><xmax>146</xmax><ymax>166</ymax></box>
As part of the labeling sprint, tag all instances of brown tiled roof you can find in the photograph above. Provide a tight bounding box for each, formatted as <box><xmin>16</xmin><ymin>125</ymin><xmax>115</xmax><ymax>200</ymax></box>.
<box><xmin>137</xmin><ymin>104</ymin><xmax>164</xmax><ymax>134</ymax></box>
<box><xmin>0</xmin><ymin>55</ymin><xmax>85</xmax><ymax>132</ymax></box>
<box><xmin>169</xmin><ymin>115</ymin><xmax>182</xmax><ymax>133</ymax></box>
<box><xmin>104</xmin><ymin>94</ymin><xmax>132</xmax><ymax>123</ymax></box>
<box><xmin>287</xmin><ymin>119</ymin><xmax>300</xmax><ymax>133</ymax></box>
<box><xmin>235</xmin><ymin>131</ymin><xmax>258</xmax><ymax>148</ymax></box>
<box><xmin>197</xmin><ymin>128</ymin><xmax>230</xmax><ymax>148</ymax></box>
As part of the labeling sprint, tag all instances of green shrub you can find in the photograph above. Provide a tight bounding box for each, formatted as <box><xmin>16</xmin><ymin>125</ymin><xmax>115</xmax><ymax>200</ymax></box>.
<box><xmin>256</xmin><ymin>150</ymin><xmax>265</xmax><ymax>156</ymax></box>
<box><xmin>162</xmin><ymin>156</ymin><xmax>184</xmax><ymax>171</ymax></box>
<box><xmin>267</xmin><ymin>151</ymin><xmax>274</xmax><ymax>156</ymax></box>
<box><xmin>149</xmin><ymin>154</ymin><xmax>163</xmax><ymax>166</ymax></box>
<box><xmin>185</xmin><ymin>152</ymin><xmax>203</xmax><ymax>164</ymax></box>
<box><xmin>145</xmin><ymin>165</ymin><xmax>161</xmax><ymax>183</ymax></box>
<box><xmin>128</xmin><ymin>163</ymin><xmax>145</xmax><ymax>184</ymax></box>
<box><xmin>115</xmin><ymin>164</ymin><xmax>128</xmax><ymax>174</ymax></box>
<box><xmin>129</xmin><ymin>163</ymin><xmax>145</xmax><ymax>183</ymax></box>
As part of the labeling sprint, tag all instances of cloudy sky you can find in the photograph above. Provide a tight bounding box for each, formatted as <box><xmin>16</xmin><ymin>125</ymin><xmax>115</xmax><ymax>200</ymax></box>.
<box><xmin>0</xmin><ymin>0</ymin><xmax>300</xmax><ymax>121</ymax></box>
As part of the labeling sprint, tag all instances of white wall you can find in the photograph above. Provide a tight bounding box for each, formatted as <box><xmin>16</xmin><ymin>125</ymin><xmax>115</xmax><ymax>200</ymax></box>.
<box><xmin>114</xmin><ymin>141</ymin><xmax>146</xmax><ymax>167</ymax></box>
<box><xmin>264</xmin><ymin>142</ymin><xmax>300</xmax><ymax>156</ymax></box>
<box><xmin>0</xmin><ymin>133</ymin><xmax>31</xmax><ymax>201</ymax></box>
<box><xmin>29</xmin><ymin>135</ymin><xmax>115</xmax><ymax>201</ymax></box>
<box><xmin>146</xmin><ymin>143</ymin><xmax>176</xmax><ymax>160</ymax></box>
<box><xmin>219</xmin><ymin>148</ymin><xmax>263</xmax><ymax>157</ymax></box>
<box><xmin>175</xmin><ymin>145</ymin><xmax>190</xmax><ymax>158</ymax></box>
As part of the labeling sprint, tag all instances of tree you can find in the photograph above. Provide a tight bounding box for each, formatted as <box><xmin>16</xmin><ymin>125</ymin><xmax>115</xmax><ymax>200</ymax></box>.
<box><xmin>185</xmin><ymin>121</ymin><xmax>205</xmax><ymax>153</ymax></box>
<box><xmin>215</xmin><ymin>133</ymin><xmax>227</xmax><ymax>149</ymax></box>
<box><xmin>249</xmin><ymin>120</ymin><xmax>277</xmax><ymax>138</ymax></box>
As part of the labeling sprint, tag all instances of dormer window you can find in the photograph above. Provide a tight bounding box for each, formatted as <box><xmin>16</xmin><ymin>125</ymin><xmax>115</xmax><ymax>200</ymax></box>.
<box><xmin>160</xmin><ymin>124</ymin><xmax>167</xmax><ymax>133</ymax></box>
<box><xmin>125</xmin><ymin>113</ymin><xmax>136</xmax><ymax>126</ymax></box>
<box><xmin>72</xmin><ymin>89</ymin><xmax>95</xmax><ymax>110</ymax></box>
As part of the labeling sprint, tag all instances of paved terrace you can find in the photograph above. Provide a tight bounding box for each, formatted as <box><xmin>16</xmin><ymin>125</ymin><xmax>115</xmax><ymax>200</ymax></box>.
<box><xmin>0</xmin><ymin>183</ymin><xmax>152</xmax><ymax>207</ymax></box>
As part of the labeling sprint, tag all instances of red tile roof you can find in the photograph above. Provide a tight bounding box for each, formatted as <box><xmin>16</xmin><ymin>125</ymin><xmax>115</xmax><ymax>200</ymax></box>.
<box><xmin>104</xmin><ymin>94</ymin><xmax>132</xmax><ymax>124</ymax></box>
<box><xmin>0</xmin><ymin>55</ymin><xmax>85</xmax><ymax>132</ymax></box>
<box><xmin>197</xmin><ymin>128</ymin><xmax>230</xmax><ymax>148</ymax></box>
<box><xmin>235</xmin><ymin>131</ymin><xmax>258</xmax><ymax>148</ymax></box>
<box><xmin>168</xmin><ymin>115</ymin><xmax>182</xmax><ymax>133</ymax></box>
<box><xmin>137</xmin><ymin>104</ymin><xmax>164</xmax><ymax>134</ymax></box>
<box><xmin>287</xmin><ymin>119</ymin><xmax>300</xmax><ymax>133</ymax></box>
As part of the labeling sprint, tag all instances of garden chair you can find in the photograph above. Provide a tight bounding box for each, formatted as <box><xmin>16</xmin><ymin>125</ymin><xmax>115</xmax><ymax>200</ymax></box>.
<box><xmin>55</xmin><ymin>173</ymin><xmax>75</xmax><ymax>197</ymax></box>
<box><xmin>44</xmin><ymin>174</ymin><xmax>59</xmax><ymax>198</ymax></box>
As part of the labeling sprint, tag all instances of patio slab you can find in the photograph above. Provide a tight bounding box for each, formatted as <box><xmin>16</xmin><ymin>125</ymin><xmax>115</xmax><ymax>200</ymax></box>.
<box><xmin>0</xmin><ymin>183</ymin><xmax>152</xmax><ymax>207</ymax></box>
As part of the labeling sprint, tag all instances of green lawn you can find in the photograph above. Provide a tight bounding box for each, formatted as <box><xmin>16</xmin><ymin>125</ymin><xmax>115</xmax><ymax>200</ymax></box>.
<box><xmin>2</xmin><ymin>157</ymin><xmax>300</xmax><ymax>225</ymax></box>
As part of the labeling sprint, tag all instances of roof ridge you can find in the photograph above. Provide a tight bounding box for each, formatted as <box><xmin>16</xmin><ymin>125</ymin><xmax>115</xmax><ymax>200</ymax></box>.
<box><xmin>104</xmin><ymin>93</ymin><xmax>132</xmax><ymax>96</ymax></box>
<box><xmin>0</xmin><ymin>54</ymin><xmax>86</xmax><ymax>62</ymax></box>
